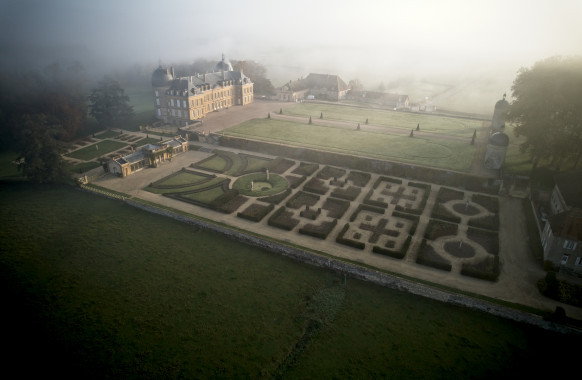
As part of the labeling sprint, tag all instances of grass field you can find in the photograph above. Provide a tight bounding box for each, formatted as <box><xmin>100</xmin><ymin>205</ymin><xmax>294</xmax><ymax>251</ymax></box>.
<box><xmin>65</xmin><ymin>140</ymin><xmax>128</xmax><ymax>161</ymax></box>
<box><xmin>1</xmin><ymin>182</ymin><xmax>578</xmax><ymax>378</ymax></box>
<box><xmin>283</xmin><ymin>103</ymin><xmax>484</xmax><ymax>137</ymax></box>
<box><xmin>223</xmin><ymin>118</ymin><xmax>475</xmax><ymax>171</ymax></box>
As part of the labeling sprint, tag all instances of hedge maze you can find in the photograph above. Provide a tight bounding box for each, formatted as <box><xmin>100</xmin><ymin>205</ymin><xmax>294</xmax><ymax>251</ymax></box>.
<box><xmin>146</xmin><ymin>150</ymin><xmax>501</xmax><ymax>281</ymax></box>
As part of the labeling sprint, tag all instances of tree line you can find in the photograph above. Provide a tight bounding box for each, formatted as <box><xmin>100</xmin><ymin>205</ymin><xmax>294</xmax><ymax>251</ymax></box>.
<box><xmin>0</xmin><ymin>62</ymin><xmax>134</xmax><ymax>183</ymax></box>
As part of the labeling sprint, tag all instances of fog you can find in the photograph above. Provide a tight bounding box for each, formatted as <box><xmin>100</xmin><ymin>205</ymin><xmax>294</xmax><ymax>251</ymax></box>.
<box><xmin>1</xmin><ymin>0</ymin><xmax>581</xmax><ymax>114</ymax></box>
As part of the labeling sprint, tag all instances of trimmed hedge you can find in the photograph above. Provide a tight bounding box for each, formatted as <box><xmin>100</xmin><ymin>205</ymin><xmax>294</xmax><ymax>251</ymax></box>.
<box><xmin>347</xmin><ymin>171</ymin><xmax>371</xmax><ymax>187</ymax></box>
<box><xmin>430</xmin><ymin>202</ymin><xmax>462</xmax><ymax>224</ymax></box>
<box><xmin>391</xmin><ymin>211</ymin><xmax>419</xmax><ymax>236</ymax></box>
<box><xmin>363</xmin><ymin>188</ymin><xmax>389</xmax><ymax>209</ymax></box>
<box><xmin>373</xmin><ymin>176</ymin><xmax>402</xmax><ymax>189</ymax></box>
<box><xmin>461</xmin><ymin>255</ymin><xmax>500</xmax><ymax>281</ymax></box>
<box><xmin>372</xmin><ymin>235</ymin><xmax>412</xmax><ymax>259</ymax></box>
<box><xmin>303</xmin><ymin>177</ymin><xmax>330</xmax><ymax>195</ymax></box>
<box><xmin>258</xmin><ymin>188</ymin><xmax>292</xmax><ymax>204</ymax></box>
<box><xmin>268</xmin><ymin>206</ymin><xmax>299</xmax><ymax>231</ymax></box>
<box><xmin>467</xmin><ymin>227</ymin><xmax>499</xmax><ymax>254</ymax></box>
<box><xmin>299</xmin><ymin>219</ymin><xmax>338</xmax><ymax>239</ymax></box>
<box><xmin>416</xmin><ymin>239</ymin><xmax>452</xmax><ymax>271</ymax></box>
<box><xmin>330</xmin><ymin>185</ymin><xmax>361</xmax><ymax>201</ymax></box>
<box><xmin>286</xmin><ymin>191</ymin><xmax>320</xmax><ymax>209</ymax></box>
<box><xmin>317</xmin><ymin>165</ymin><xmax>346</xmax><ymax>180</ymax></box>
<box><xmin>292</xmin><ymin>161</ymin><xmax>319</xmax><ymax>176</ymax></box>
<box><xmin>237</xmin><ymin>203</ymin><xmax>274</xmax><ymax>222</ymax></box>
<box><xmin>424</xmin><ymin>219</ymin><xmax>458</xmax><ymax>240</ymax></box>
<box><xmin>322</xmin><ymin>197</ymin><xmax>350</xmax><ymax>219</ymax></box>
<box><xmin>336</xmin><ymin>223</ymin><xmax>365</xmax><ymax>250</ymax></box>
<box><xmin>349</xmin><ymin>204</ymin><xmax>385</xmax><ymax>222</ymax></box>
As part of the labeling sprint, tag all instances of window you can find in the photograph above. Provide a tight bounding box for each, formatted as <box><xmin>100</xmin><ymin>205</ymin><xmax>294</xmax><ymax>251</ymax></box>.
<box><xmin>563</xmin><ymin>240</ymin><xmax>578</xmax><ymax>250</ymax></box>
<box><xmin>156</xmin><ymin>98</ymin><xmax>160</xmax><ymax>106</ymax></box>
<box><xmin>183</xmin><ymin>100</ymin><xmax>187</xmax><ymax>108</ymax></box>
<box><xmin>575</xmin><ymin>257</ymin><xmax>582</xmax><ymax>266</ymax></box>
<box><xmin>155</xmin><ymin>90</ymin><xmax>159</xmax><ymax>97</ymax></box>
<box><xmin>561</xmin><ymin>255</ymin><xmax>569</xmax><ymax>265</ymax></box>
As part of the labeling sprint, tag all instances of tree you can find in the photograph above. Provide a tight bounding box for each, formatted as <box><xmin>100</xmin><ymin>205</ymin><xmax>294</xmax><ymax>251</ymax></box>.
<box><xmin>17</xmin><ymin>114</ymin><xmax>69</xmax><ymax>183</ymax></box>
<box><xmin>89</xmin><ymin>76</ymin><xmax>134</xmax><ymax>129</ymax></box>
<box><xmin>507</xmin><ymin>56</ymin><xmax>582</xmax><ymax>169</ymax></box>
<box><xmin>348</xmin><ymin>79</ymin><xmax>364</xmax><ymax>92</ymax></box>
<box><xmin>232</xmin><ymin>60</ymin><xmax>275</xmax><ymax>96</ymax></box>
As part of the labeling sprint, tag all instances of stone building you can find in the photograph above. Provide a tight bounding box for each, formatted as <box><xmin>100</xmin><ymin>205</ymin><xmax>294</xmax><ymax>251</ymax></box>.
<box><xmin>107</xmin><ymin>136</ymin><xmax>188</xmax><ymax>177</ymax></box>
<box><xmin>152</xmin><ymin>55</ymin><xmax>253</xmax><ymax>126</ymax></box>
<box><xmin>491</xmin><ymin>93</ymin><xmax>509</xmax><ymax>131</ymax></box>
<box><xmin>483</xmin><ymin>132</ymin><xmax>509</xmax><ymax>170</ymax></box>
<box><xmin>540</xmin><ymin>170</ymin><xmax>582</xmax><ymax>277</ymax></box>
<box><xmin>276</xmin><ymin>73</ymin><xmax>349</xmax><ymax>101</ymax></box>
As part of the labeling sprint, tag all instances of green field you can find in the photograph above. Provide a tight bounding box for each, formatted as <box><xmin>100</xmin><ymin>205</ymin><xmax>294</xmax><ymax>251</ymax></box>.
<box><xmin>0</xmin><ymin>183</ymin><xmax>578</xmax><ymax>378</ymax></box>
<box><xmin>284</xmin><ymin>103</ymin><xmax>484</xmax><ymax>136</ymax></box>
<box><xmin>65</xmin><ymin>140</ymin><xmax>128</xmax><ymax>161</ymax></box>
<box><xmin>223</xmin><ymin>118</ymin><xmax>475</xmax><ymax>171</ymax></box>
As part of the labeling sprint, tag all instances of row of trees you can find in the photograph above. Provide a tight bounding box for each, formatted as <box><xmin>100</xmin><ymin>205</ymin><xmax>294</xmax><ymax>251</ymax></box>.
<box><xmin>0</xmin><ymin>62</ymin><xmax>134</xmax><ymax>183</ymax></box>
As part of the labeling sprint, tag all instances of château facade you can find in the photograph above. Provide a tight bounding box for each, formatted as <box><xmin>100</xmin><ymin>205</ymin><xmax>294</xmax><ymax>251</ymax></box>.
<box><xmin>152</xmin><ymin>56</ymin><xmax>253</xmax><ymax>126</ymax></box>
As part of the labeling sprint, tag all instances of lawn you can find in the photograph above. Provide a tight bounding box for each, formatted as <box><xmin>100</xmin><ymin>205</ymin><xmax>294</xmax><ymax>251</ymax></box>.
<box><xmin>223</xmin><ymin>118</ymin><xmax>475</xmax><ymax>171</ymax></box>
<box><xmin>283</xmin><ymin>103</ymin><xmax>484</xmax><ymax>137</ymax></box>
<box><xmin>1</xmin><ymin>183</ymin><xmax>578</xmax><ymax>378</ymax></box>
<box><xmin>65</xmin><ymin>140</ymin><xmax>128</xmax><ymax>161</ymax></box>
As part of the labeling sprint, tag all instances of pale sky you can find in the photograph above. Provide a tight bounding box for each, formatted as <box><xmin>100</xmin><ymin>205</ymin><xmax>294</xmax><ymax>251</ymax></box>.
<box><xmin>1</xmin><ymin>0</ymin><xmax>581</xmax><ymax>111</ymax></box>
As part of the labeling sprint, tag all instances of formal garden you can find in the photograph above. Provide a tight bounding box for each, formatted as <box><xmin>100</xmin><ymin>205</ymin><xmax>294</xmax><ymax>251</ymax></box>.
<box><xmin>145</xmin><ymin>149</ymin><xmax>501</xmax><ymax>281</ymax></box>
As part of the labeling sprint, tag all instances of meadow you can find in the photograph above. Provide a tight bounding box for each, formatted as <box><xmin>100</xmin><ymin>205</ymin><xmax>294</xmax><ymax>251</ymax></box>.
<box><xmin>1</xmin><ymin>182</ymin><xmax>578</xmax><ymax>378</ymax></box>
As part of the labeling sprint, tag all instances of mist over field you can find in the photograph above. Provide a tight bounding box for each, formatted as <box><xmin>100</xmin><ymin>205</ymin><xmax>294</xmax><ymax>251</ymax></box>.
<box><xmin>1</xmin><ymin>0</ymin><xmax>581</xmax><ymax>114</ymax></box>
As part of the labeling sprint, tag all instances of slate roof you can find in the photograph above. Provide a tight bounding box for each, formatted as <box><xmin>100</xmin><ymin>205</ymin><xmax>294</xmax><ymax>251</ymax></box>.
<box><xmin>548</xmin><ymin>208</ymin><xmax>582</xmax><ymax>240</ymax></box>
<box><xmin>279</xmin><ymin>73</ymin><xmax>348</xmax><ymax>93</ymax></box>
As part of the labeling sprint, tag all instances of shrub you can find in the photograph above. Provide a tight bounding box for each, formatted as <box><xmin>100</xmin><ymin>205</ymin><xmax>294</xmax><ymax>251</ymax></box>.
<box><xmin>436</xmin><ymin>187</ymin><xmax>464</xmax><ymax>202</ymax></box>
<box><xmin>363</xmin><ymin>188</ymin><xmax>388</xmax><ymax>209</ymax></box>
<box><xmin>267</xmin><ymin>157</ymin><xmax>295</xmax><ymax>174</ymax></box>
<box><xmin>268</xmin><ymin>206</ymin><xmax>299</xmax><ymax>231</ymax></box>
<box><xmin>471</xmin><ymin>193</ymin><xmax>499</xmax><ymax>214</ymax></box>
<box><xmin>373</xmin><ymin>176</ymin><xmax>402</xmax><ymax>189</ymax></box>
<box><xmin>336</xmin><ymin>223</ymin><xmax>365</xmax><ymax>250</ymax></box>
<box><xmin>285</xmin><ymin>175</ymin><xmax>306</xmax><ymax>189</ymax></box>
<box><xmin>349</xmin><ymin>204</ymin><xmax>385</xmax><ymax>222</ymax></box>
<box><xmin>416</xmin><ymin>239</ymin><xmax>452</xmax><ymax>271</ymax></box>
<box><xmin>347</xmin><ymin>171</ymin><xmax>371</xmax><ymax>187</ymax></box>
<box><xmin>317</xmin><ymin>166</ymin><xmax>346</xmax><ymax>180</ymax></box>
<box><xmin>466</xmin><ymin>227</ymin><xmax>499</xmax><ymax>254</ymax></box>
<box><xmin>292</xmin><ymin>162</ymin><xmax>319</xmax><ymax>176</ymax></box>
<box><xmin>430</xmin><ymin>202</ymin><xmax>461</xmax><ymax>223</ymax></box>
<box><xmin>330</xmin><ymin>186</ymin><xmax>361</xmax><ymax>201</ymax></box>
<box><xmin>303</xmin><ymin>177</ymin><xmax>329</xmax><ymax>195</ymax></box>
<box><xmin>461</xmin><ymin>255</ymin><xmax>500</xmax><ymax>281</ymax></box>
<box><xmin>372</xmin><ymin>236</ymin><xmax>411</xmax><ymax>259</ymax></box>
<box><xmin>237</xmin><ymin>203</ymin><xmax>274</xmax><ymax>222</ymax></box>
<box><xmin>322</xmin><ymin>198</ymin><xmax>350</xmax><ymax>219</ymax></box>
<box><xmin>258</xmin><ymin>188</ymin><xmax>291</xmax><ymax>204</ymax></box>
<box><xmin>468</xmin><ymin>214</ymin><xmax>499</xmax><ymax>231</ymax></box>
<box><xmin>424</xmin><ymin>219</ymin><xmax>458</xmax><ymax>240</ymax></box>
<box><xmin>299</xmin><ymin>219</ymin><xmax>338</xmax><ymax>239</ymax></box>
<box><xmin>286</xmin><ymin>191</ymin><xmax>320</xmax><ymax>209</ymax></box>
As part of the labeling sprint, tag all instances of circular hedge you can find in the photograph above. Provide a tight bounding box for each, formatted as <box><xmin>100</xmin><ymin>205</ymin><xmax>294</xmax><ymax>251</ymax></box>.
<box><xmin>232</xmin><ymin>172</ymin><xmax>289</xmax><ymax>197</ymax></box>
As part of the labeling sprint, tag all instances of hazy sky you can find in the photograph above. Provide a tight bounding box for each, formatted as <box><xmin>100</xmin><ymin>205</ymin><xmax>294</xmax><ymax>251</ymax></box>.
<box><xmin>1</xmin><ymin>0</ymin><xmax>581</xmax><ymax>111</ymax></box>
